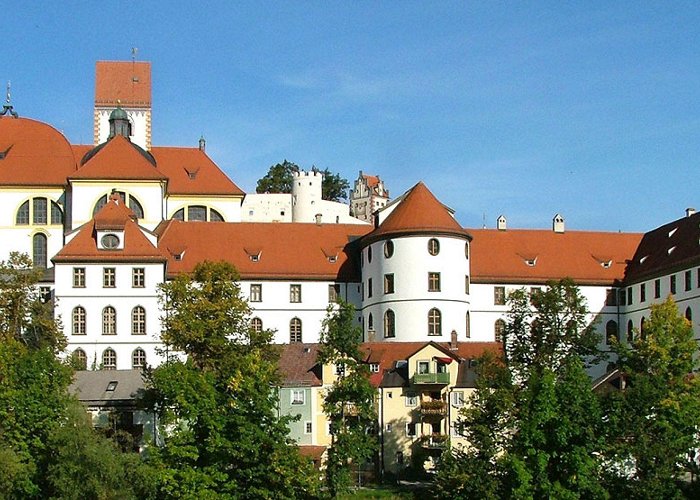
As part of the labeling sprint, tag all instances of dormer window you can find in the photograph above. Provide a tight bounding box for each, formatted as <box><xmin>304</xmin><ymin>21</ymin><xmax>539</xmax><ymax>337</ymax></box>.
<box><xmin>525</xmin><ymin>258</ymin><xmax>537</xmax><ymax>267</ymax></box>
<box><xmin>101</xmin><ymin>234</ymin><xmax>120</xmax><ymax>249</ymax></box>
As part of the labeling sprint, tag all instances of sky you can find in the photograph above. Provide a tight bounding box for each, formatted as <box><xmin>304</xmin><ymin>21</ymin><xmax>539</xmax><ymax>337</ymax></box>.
<box><xmin>4</xmin><ymin>2</ymin><xmax>700</xmax><ymax>233</ymax></box>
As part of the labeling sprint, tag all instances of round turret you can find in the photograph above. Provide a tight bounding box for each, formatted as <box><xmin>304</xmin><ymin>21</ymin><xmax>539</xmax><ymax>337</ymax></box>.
<box><xmin>291</xmin><ymin>169</ymin><xmax>323</xmax><ymax>223</ymax></box>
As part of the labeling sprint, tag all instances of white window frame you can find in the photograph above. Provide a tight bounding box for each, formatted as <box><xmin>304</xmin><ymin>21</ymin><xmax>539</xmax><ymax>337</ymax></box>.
<box><xmin>291</xmin><ymin>389</ymin><xmax>305</xmax><ymax>405</ymax></box>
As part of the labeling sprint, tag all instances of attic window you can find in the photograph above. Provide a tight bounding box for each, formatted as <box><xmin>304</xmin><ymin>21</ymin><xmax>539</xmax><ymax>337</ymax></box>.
<box><xmin>101</xmin><ymin>234</ymin><xmax>120</xmax><ymax>249</ymax></box>
<box><xmin>250</xmin><ymin>254</ymin><xmax>260</xmax><ymax>262</ymax></box>
<box><xmin>369</xmin><ymin>363</ymin><xmax>380</xmax><ymax>373</ymax></box>
<box><xmin>328</xmin><ymin>256</ymin><xmax>337</xmax><ymax>263</ymax></box>
<box><xmin>601</xmin><ymin>260</ymin><xmax>612</xmax><ymax>269</ymax></box>
<box><xmin>525</xmin><ymin>258</ymin><xmax>537</xmax><ymax>267</ymax></box>
<box><xmin>639</xmin><ymin>255</ymin><xmax>648</xmax><ymax>264</ymax></box>
<box><xmin>668</xmin><ymin>246</ymin><xmax>676</xmax><ymax>255</ymax></box>
<box><xmin>669</xmin><ymin>227</ymin><xmax>678</xmax><ymax>238</ymax></box>
<box><xmin>185</xmin><ymin>167</ymin><xmax>200</xmax><ymax>180</ymax></box>
<box><xmin>106</xmin><ymin>381</ymin><xmax>118</xmax><ymax>392</ymax></box>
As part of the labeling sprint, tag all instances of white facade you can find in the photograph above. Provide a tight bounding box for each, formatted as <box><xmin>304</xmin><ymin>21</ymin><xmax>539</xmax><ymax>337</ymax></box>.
<box><xmin>95</xmin><ymin>107</ymin><xmax>151</xmax><ymax>150</ymax></box>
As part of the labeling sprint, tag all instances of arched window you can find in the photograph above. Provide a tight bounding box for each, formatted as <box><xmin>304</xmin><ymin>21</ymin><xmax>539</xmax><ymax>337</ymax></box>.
<box><xmin>132</xmin><ymin>348</ymin><xmax>147</xmax><ymax>369</ymax></box>
<box><xmin>72</xmin><ymin>348</ymin><xmax>87</xmax><ymax>370</ymax></box>
<box><xmin>93</xmin><ymin>194</ymin><xmax>108</xmax><ymax>216</ymax></box>
<box><xmin>188</xmin><ymin>205</ymin><xmax>207</xmax><ymax>221</ymax></box>
<box><xmin>384</xmin><ymin>240</ymin><xmax>394</xmax><ymax>258</ymax></box>
<box><xmin>368</xmin><ymin>313</ymin><xmax>374</xmax><ymax>331</ymax></box>
<box><xmin>367</xmin><ymin>245</ymin><xmax>373</xmax><ymax>263</ymax></box>
<box><xmin>128</xmin><ymin>197</ymin><xmax>144</xmax><ymax>219</ymax></box>
<box><xmin>210</xmin><ymin>208</ymin><xmax>224</xmax><ymax>222</ymax></box>
<box><xmin>32</xmin><ymin>233</ymin><xmax>47</xmax><ymax>269</ymax></box>
<box><xmin>102</xmin><ymin>306</ymin><xmax>116</xmax><ymax>335</ymax></box>
<box><xmin>72</xmin><ymin>306</ymin><xmax>86</xmax><ymax>335</ymax></box>
<box><xmin>428</xmin><ymin>308</ymin><xmax>442</xmax><ymax>336</ymax></box>
<box><xmin>33</xmin><ymin>198</ymin><xmax>47</xmax><ymax>224</ymax></box>
<box><xmin>16</xmin><ymin>201</ymin><xmax>29</xmax><ymax>225</ymax></box>
<box><xmin>428</xmin><ymin>238</ymin><xmax>440</xmax><ymax>256</ymax></box>
<box><xmin>465</xmin><ymin>241</ymin><xmax>470</xmax><ymax>259</ymax></box>
<box><xmin>465</xmin><ymin>312</ymin><xmax>471</xmax><ymax>338</ymax></box>
<box><xmin>384</xmin><ymin>310</ymin><xmax>395</xmax><ymax>338</ymax></box>
<box><xmin>132</xmin><ymin>306</ymin><xmax>146</xmax><ymax>335</ymax></box>
<box><xmin>51</xmin><ymin>201</ymin><xmax>63</xmax><ymax>225</ymax></box>
<box><xmin>495</xmin><ymin>319</ymin><xmax>506</xmax><ymax>343</ymax></box>
<box><xmin>686</xmin><ymin>307</ymin><xmax>693</xmax><ymax>322</ymax></box>
<box><xmin>627</xmin><ymin>320</ymin><xmax>634</xmax><ymax>342</ymax></box>
<box><xmin>102</xmin><ymin>348</ymin><xmax>117</xmax><ymax>370</ymax></box>
<box><xmin>290</xmin><ymin>318</ymin><xmax>302</xmax><ymax>343</ymax></box>
<box><xmin>251</xmin><ymin>317</ymin><xmax>263</xmax><ymax>333</ymax></box>
<box><xmin>640</xmin><ymin>317</ymin><xmax>647</xmax><ymax>340</ymax></box>
<box><xmin>606</xmin><ymin>320</ymin><xmax>618</xmax><ymax>345</ymax></box>
<box><xmin>172</xmin><ymin>208</ymin><xmax>185</xmax><ymax>220</ymax></box>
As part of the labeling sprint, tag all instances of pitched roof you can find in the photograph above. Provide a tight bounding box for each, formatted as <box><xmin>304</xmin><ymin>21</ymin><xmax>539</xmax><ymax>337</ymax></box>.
<box><xmin>469</xmin><ymin>228</ymin><xmax>643</xmax><ymax>285</ymax></box>
<box><xmin>277</xmin><ymin>343</ymin><xmax>323</xmax><ymax>387</ymax></box>
<box><xmin>0</xmin><ymin>116</ymin><xmax>77</xmax><ymax>186</ymax></box>
<box><xmin>95</xmin><ymin>61</ymin><xmax>151</xmax><ymax>108</ymax></box>
<box><xmin>71</xmin><ymin>135</ymin><xmax>165</xmax><ymax>181</ymax></box>
<box><xmin>53</xmin><ymin>197</ymin><xmax>167</xmax><ymax>264</ymax></box>
<box><xmin>363</xmin><ymin>174</ymin><xmax>380</xmax><ymax>188</ymax></box>
<box><xmin>623</xmin><ymin>211</ymin><xmax>700</xmax><ymax>283</ymax></box>
<box><xmin>151</xmin><ymin>146</ymin><xmax>244</xmax><ymax>196</ymax></box>
<box><xmin>70</xmin><ymin>369</ymin><xmax>145</xmax><ymax>406</ymax></box>
<box><xmin>155</xmin><ymin>220</ymin><xmax>371</xmax><ymax>280</ymax></box>
<box><xmin>363</xmin><ymin>182</ymin><xmax>470</xmax><ymax>245</ymax></box>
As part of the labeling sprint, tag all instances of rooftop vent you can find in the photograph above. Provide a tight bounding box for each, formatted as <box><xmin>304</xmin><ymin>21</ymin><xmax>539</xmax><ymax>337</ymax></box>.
<box><xmin>687</xmin><ymin>207</ymin><xmax>696</xmax><ymax>217</ymax></box>
<box><xmin>497</xmin><ymin>215</ymin><xmax>507</xmax><ymax>231</ymax></box>
<box><xmin>553</xmin><ymin>214</ymin><xmax>565</xmax><ymax>233</ymax></box>
<box><xmin>106</xmin><ymin>381</ymin><xmax>118</xmax><ymax>392</ymax></box>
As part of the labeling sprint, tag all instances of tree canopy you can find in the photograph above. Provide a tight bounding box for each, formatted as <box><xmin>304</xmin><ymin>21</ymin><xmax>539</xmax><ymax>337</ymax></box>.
<box><xmin>143</xmin><ymin>260</ymin><xmax>320</xmax><ymax>498</ymax></box>
<box><xmin>255</xmin><ymin>160</ymin><xmax>350</xmax><ymax>202</ymax></box>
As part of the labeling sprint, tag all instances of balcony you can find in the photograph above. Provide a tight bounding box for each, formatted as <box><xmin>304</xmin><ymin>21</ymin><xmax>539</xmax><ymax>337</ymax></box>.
<box><xmin>421</xmin><ymin>433</ymin><xmax>448</xmax><ymax>449</ymax></box>
<box><xmin>420</xmin><ymin>400</ymin><xmax>447</xmax><ymax>417</ymax></box>
<box><xmin>413</xmin><ymin>372</ymin><xmax>450</xmax><ymax>385</ymax></box>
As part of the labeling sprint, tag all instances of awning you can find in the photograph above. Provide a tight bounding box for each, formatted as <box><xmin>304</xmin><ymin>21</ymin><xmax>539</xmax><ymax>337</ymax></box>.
<box><xmin>434</xmin><ymin>357</ymin><xmax>453</xmax><ymax>364</ymax></box>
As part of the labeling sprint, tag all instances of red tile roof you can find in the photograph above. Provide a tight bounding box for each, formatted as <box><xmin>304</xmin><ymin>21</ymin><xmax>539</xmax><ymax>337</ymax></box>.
<box><xmin>469</xmin><ymin>228</ymin><xmax>643</xmax><ymax>285</ymax></box>
<box><xmin>277</xmin><ymin>343</ymin><xmax>323</xmax><ymax>387</ymax></box>
<box><xmin>156</xmin><ymin>220</ymin><xmax>371</xmax><ymax>280</ymax></box>
<box><xmin>151</xmin><ymin>147</ymin><xmax>244</xmax><ymax>196</ymax></box>
<box><xmin>53</xmin><ymin>197</ymin><xmax>166</xmax><ymax>264</ymax></box>
<box><xmin>71</xmin><ymin>136</ymin><xmax>166</xmax><ymax>181</ymax></box>
<box><xmin>95</xmin><ymin>61</ymin><xmax>151</xmax><ymax>107</ymax></box>
<box><xmin>624</xmin><ymin>211</ymin><xmax>700</xmax><ymax>283</ymax></box>
<box><xmin>363</xmin><ymin>182</ymin><xmax>470</xmax><ymax>245</ymax></box>
<box><xmin>363</xmin><ymin>174</ymin><xmax>380</xmax><ymax>188</ymax></box>
<box><xmin>0</xmin><ymin>116</ymin><xmax>77</xmax><ymax>186</ymax></box>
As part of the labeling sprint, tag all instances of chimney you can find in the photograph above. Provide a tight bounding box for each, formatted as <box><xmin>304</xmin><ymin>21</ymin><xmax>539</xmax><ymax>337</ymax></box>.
<box><xmin>497</xmin><ymin>215</ymin><xmax>507</xmax><ymax>231</ymax></box>
<box><xmin>368</xmin><ymin>329</ymin><xmax>376</xmax><ymax>342</ymax></box>
<box><xmin>553</xmin><ymin>213</ymin><xmax>565</xmax><ymax>233</ymax></box>
<box><xmin>315</xmin><ymin>213</ymin><xmax>323</xmax><ymax>225</ymax></box>
<box><xmin>686</xmin><ymin>207</ymin><xmax>696</xmax><ymax>217</ymax></box>
<box><xmin>450</xmin><ymin>330</ymin><xmax>458</xmax><ymax>350</ymax></box>
<box><xmin>198</xmin><ymin>135</ymin><xmax>206</xmax><ymax>152</ymax></box>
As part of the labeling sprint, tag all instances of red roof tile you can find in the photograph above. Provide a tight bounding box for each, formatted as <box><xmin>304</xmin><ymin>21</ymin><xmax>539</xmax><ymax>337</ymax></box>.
<box><xmin>95</xmin><ymin>61</ymin><xmax>151</xmax><ymax>107</ymax></box>
<box><xmin>0</xmin><ymin>116</ymin><xmax>77</xmax><ymax>186</ymax></box>
<box><xmin>156</xmin><ymin>220</ymin><xmax>371</xmax><ymax>280</ymax></box>
<box><xmin>151</xmin><ymin>147</ymin><xmax>244</xmax><ymax>196</ymax></box>
<box><xmin>363</xmin><ymin>182</ymin><xmax>470</xmax><ymax>244</ymax></box>
<box><xmin>71</xmin><ymin>136</ymin><xmax>166</xmax><ymax>181</ymax></box>
<box><xmin>53</xmin><ymin>197</ymin><xmax>166</xmax><ymax>263</ymax></box>
<box><xmin>363</xmin><ymin>174</ymin><xmax>380</xmax><ymax>188</ymax></box>
<box><xmin>277</xmin><ymin>344</ymin><xmax>323</xmax><ymax>386</ymax></box>
<box><xmin>469</xmin><ymin>228</ymin><xmax>643</xmax><ymax>285</ymax></box>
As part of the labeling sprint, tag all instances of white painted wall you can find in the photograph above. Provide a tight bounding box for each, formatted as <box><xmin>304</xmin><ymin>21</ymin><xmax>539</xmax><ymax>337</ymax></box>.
<box><xmin>95</xmin><ymin>108</ymin><xmax>151</xmax><ymax>150</ymax></box>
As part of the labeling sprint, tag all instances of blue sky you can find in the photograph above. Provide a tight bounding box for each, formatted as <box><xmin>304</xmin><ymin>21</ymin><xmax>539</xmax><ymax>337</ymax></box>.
<box><xmin>5</xmin><ymin>2</ymin><xmax>700</xmax><ymax>232</ymax></box>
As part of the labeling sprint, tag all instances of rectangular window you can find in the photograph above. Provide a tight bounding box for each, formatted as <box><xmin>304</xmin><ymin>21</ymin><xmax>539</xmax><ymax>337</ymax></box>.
<box><xmin>405</xmin><ymin>393</ymin><xmax>418</xmax><ymax>407</ymax></box>
<box><xmin>304</xmin><ymin>421</ymin><xmax>312</xmax><ymax>434</ymax></box>
<box><xmin>494</xmin><ymin>286</ymin><xmax>506</xmax><ymax>305</ymax></box>
<box><xmin>103</xmin><ymin>267</ymin><xmax>116</xmax><ymax>288</ymax></box>
<box><xmin>655</xmin><ymin>279</ymin><xmax>661</xmax><ymax>299</ymax></box>
<box><xmin>385</xmin><ymin>423</ymin><xmax>392</xmax><ymax>433</ymax></box>
<box><xmin>619</xmin><ymin>289</ymin><xmax>627</xmax><ymax>306</ymax></box>
<box><xmin>250</xmin><ymin>284</ymin><xmax>262</xmax><ymax>302</ymax></box>
<box><xmin>417</xmin><ymin>360</ymin><xmax>430</xmax><ymax>374</ymax></box>
<box><xmin>290</xmin><ymin>284</ymin><xmax>301</xmax><ymax>303</ymax></box>
<box><xmin>384</xmin><ymin>274</ymin><xmax>394</xmax><ymax>294</ymax></box>
<box><xmin>451</xmin><ymin>391</ymin><xmax>465</xmax><ymax>407</ymax></box>
<box><xmin>686</xmin><ymin>270</ymin><xmax>692</xmax><ymax>292</ymax></box>
<box><xmin>335</xmin><ymin>363</ymin><xmax>345</xmax><ymax>377</ymax></box>
<box><xmin>291</xmin><ymin>390</ymin><xmax>305</xmax><ymax>405</ymax></box>
<box><xmin>670</xmin><ymin>275</ymin><xmax>677</xmax><ymax>294</ymax></box>
<box><xmin>328</xmin><ymin>284</ymin><xmax>340</xmax><ymax>302</ymax></box>
<box><xmin>627</xmin><ymin>287</ymin><xmax>632</xmax><ymax>305</ymax></box>
<box><xmin>33</xmin><ymin>198</ymin><xmax>47</xmax><ymax>225</ymax></box>
<box><xmin>405</xmin><ymin>422</ymin><xmax>416</xmax><ymax>437</ymax></box>
<box><xmin>605</xmin><ymin>288</ymin><xmax>617</xmax><ymax>306</ymax></box>
<box><xmin>428</xmin><ymin>272</ymin><xmax>440</xmax><ymax>292</ymax></box>
<box><xmin>73</xmin><ymin>267</ymin><xmax>85</xmax><ymax>288</ymax></box>
<box><xmin>132</xmin><ymin>267</ymin><xmax>145</xmax><ymax>288</ymax></box>
<box><xmin>640</xmin><ymin>283</ymin><xmax>646</xmax><ymax>302</ymax></box>
<box><xmin>369</xmin><ymin>363</ymin><xmax>380</xmax><ymax>373</ymax></box>
<box><xmin>465</xmin><ymin>275</ymin><xmax>470</xmax><ymax>294</ymax></box>
<box><xmin>368</xmin><ymin>278</ymin><xmax>373</xmax><ymax>298</ymax></box>
<box><xmin>697</xmin><ymin>268</ymin><xmax>700</xmax><ymax>288</ymax></box>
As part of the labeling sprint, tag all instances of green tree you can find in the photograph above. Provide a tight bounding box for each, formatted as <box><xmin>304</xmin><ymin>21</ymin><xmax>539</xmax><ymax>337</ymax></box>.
<box><xmin>318</xmin><ymin>301</ymin><xmax>377</xmax><ymax>496</ymax></box>
<box><xmin>255</xmin><ymin>160</ymin><xmax>350</xmax><ymax>202</ymax></box>
<box><xmin>435</xmin><ymin>279</ymin><xmax>608</xmax><ymax>499</ymax></box>
<box><xmin>255</xmin><ymin>160</ymin><xmax>297</xmax><ymax>194</ymax></box>
<box><xmin>603</xmin><ymin>297</ymin><xmax>700</xmax><ymax>499</ymax></box>
<box><xmin>143</xmin><ymin>261</ymin><xmax>319</xmax><ymax>498</ymax></box>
